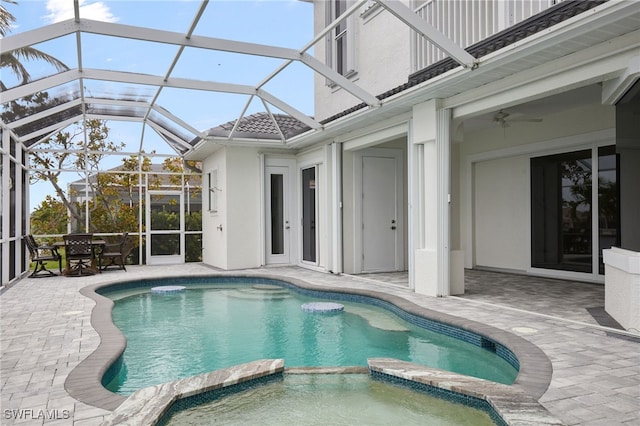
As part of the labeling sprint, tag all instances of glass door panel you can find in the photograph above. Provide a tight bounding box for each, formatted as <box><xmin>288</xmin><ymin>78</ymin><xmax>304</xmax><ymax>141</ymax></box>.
<box><xmin>271</xmin><ymin>174</ymin><xmax>284</xmax><ymax>255</ymax></box>
<box><xmin>531</xmin><ymin>150</ymin><xmax>592</xmax><ymax>273</ymax></box>
<box><xmin>302</xmin><ymin>167</ymin><xmax>316</xmax><ymax>263</ymax></box>
<box><xmin>265</xmin><ymin>165</ymin><xmax>291</xmax><ymax>265</ymax></box>
<box><xmin>597</xmin><ymin>146</ymin><xmax>620</xmax><ymax>274</ymax></box>
<box><xmin>147</xmin><ymin>191</ymin><xmax>183</xmax><ymax>265</ymax></box>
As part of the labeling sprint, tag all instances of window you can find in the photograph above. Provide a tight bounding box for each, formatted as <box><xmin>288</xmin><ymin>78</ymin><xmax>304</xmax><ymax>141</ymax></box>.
<box><xmin>327</xmin><ymin>0</ymin><xmax>356</xmax><ymax>78</ymax></box>
<box><xmin>208</xmin><ymin>170</ymin><xmax>218</xmax><ymax>212</ymax></box>
<box><xmin>531</xmin><ymin>146</ymin><xmax>619</xmax><ymax>275</ymax></box>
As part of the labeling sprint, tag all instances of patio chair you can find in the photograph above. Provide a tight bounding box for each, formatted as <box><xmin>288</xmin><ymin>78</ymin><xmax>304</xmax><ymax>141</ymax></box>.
<box><xmin>24</xmin><ymin>235</ymin><xmax>62</xmax><ymax>278</ymax></box>
<box><xmin>99</xmin><ymin>232</ymin><xmax>130</xmax><ymax>271</ymax></box>
<box><xmin>63</xmin><ymin>233</ymin><xmax>97</xmax><ymax>276</ymax></box>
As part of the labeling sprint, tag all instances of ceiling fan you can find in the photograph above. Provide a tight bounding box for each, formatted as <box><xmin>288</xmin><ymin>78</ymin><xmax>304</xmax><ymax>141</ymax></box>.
<box><xmin>492</xmin><ymin>110</ymin><xmax>543</xmax><ymax>128</ymax></box>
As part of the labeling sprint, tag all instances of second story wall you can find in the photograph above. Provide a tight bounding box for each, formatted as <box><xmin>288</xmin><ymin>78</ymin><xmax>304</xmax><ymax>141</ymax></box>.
<box><xmin>313</xmin><ymin>1</ymin><xmax>411</xmax><ymax>122</ymax></box>
<box><xmin>313</xmin><ymin>0</ymin><xmax>566</xmax><ymax>122</ymax></box>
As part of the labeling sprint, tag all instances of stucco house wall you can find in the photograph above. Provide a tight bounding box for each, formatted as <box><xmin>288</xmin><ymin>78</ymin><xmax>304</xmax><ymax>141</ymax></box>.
<box><xmin>202</xmin><ymin>146</ymin><xmax>262</xmax><ymax>270</ymax></box>
<box><xmin>313</xmin><ymin>1</ymin><xmax>411</xmax><ymax>122</ymax></box>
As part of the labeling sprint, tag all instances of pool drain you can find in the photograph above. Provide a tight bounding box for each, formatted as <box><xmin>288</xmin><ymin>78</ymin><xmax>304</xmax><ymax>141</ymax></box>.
<box><xmin>301</xmin><ymin>302</ymin><xmax>344</xmax><ymax>313</ymax></box>
<box><xmin>151</xmin><ymin>285</ymin><xmax>186</xmax><ymax>294</ymax></box>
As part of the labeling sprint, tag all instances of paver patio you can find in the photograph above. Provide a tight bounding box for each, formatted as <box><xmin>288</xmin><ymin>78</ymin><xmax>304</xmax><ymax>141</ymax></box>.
<box><xmin>1</xmin><ymin>264</ymin><xmax>638</xmax><ymax>425</ymax></box>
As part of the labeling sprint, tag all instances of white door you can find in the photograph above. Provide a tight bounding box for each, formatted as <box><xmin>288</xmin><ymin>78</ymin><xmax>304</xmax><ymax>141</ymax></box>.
<box><xmin>146</xmin><ymin>190</ymin><xmax>184</xmax><ymax>265</ymax></box>
<box><xmin>266</xmin><ymin>166</ymin><xmax>291</xmax><ymax>264</ymax></box>
<box><xmin>360</xmin><ymin>151</ymin><xmax>403</xmax><ymax>272</ymax></box>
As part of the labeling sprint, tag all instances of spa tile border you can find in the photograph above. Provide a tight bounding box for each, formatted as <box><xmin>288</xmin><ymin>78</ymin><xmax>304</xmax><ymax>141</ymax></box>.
<box><xmin>369</xmin><ymin>358</ymin><xmax>563</xmax><ymax>426</ymax></box>
<box><xmin>102</xmin><ymin>359</ymin><xmax>285</xmax><ymax>426</ymax></box>
<box><xmin>66</xmin><ymin>272</ymin><xmax>554</xmax><ymax>412</ymax></box>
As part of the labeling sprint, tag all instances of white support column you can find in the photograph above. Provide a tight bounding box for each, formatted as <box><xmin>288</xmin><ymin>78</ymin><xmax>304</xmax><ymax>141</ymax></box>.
<box><xmin>258</xmin><ymin>153</ymin><xmax>265</xmax><ymax>266</ymax></box>
<box><xmin>1</xmin><ymin>129</ymin><xmax>10</xmax><ymax>286</ymax></box>
<box><xmin>15</xmin><ymin>140</ymin><xmax>23</xmax><ymax>279</ymax></box>
<box><xmin>330</xmin><ymin>142</ymin><xmax>343</xmax><ymax>274</ymax></box>
<box><xmin>411</xmin><ymin>100</ymin><xmax>452</xmax><ymax>296</ymax></box>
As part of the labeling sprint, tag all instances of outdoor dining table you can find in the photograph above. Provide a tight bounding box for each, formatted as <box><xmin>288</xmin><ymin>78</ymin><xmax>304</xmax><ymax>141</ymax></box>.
<box><xmin>53</xmin><ymin>238</ymin><xmax>106</xmax><ymax>275</ymax></box>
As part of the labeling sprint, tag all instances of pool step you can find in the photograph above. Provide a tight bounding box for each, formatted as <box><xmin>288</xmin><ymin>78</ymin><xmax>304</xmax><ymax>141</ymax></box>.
<box><xmin>344</xmin><ymin>305</ymin><xmax>409</xmax><ymax>332</ymax></box>
<box><xmin>226</xmin><ymin>287</ymin><xmax>292</xmax><ymax>300</ymax></box>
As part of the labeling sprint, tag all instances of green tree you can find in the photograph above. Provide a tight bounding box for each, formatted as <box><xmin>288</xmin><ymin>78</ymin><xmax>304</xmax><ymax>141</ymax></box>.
<box><xmin>30</xmin><ymin>196</ymin><xmax>67</xmax><ymax>240</ymax></box>
<box><xmin>28</xmin><ymin>118</ymin><xmax>126</xmax><ymax>232</ymax></box>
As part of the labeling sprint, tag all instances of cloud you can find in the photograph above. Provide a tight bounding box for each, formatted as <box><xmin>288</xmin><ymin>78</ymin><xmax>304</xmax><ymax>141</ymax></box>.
<box><xmin>44</xmin><ymin>0</ymin><xmax>118</xmax><ymax>23</ymax></box>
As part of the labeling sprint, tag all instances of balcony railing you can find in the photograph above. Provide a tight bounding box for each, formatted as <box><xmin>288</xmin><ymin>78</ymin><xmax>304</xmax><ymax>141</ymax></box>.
<box><xmin>412</xmin><ymin>0</ymin><xmax>565</xmax><ymax>72</ymax></box>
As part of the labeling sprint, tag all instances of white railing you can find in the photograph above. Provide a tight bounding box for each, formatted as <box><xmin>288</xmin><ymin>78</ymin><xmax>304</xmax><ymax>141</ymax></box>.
<box><xmin>412</xmin><ymin>0</ymin><xmax>566</xmax><ymax>72</ymax></box>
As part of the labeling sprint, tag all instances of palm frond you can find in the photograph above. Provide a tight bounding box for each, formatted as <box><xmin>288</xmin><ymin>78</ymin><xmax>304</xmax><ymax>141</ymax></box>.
<box><xmin>0</xmin><ymin>2</ymin><xmax>17</xmax><ymax>38</ymax></box>
<box><xmin>11</xmin><ymin>47</ymin><xmax>69</xmax><ymax>72</ymax></box>
<box><xmin>1</xmin><ymin>52</ymin><xmax>30</xmax><ymax>84</ymax></box>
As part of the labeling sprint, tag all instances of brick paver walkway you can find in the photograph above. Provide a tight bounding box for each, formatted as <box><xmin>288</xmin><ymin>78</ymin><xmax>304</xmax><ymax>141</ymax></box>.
<box><xmin>1</xmin><ymin>265</ymin><xmax>638</xmax><ymax>425</ymax></box>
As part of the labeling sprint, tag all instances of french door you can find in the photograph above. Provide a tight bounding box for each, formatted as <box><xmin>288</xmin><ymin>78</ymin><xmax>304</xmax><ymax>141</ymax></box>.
<box><xmin>265</xmin><ymin>165</ymin><xmax>292</xmax><ymax>265</ymax></box>
<box><xmin>146</xmin><ymin>190</ymin><xmax>184</xmax><ymax>265</ymax></box>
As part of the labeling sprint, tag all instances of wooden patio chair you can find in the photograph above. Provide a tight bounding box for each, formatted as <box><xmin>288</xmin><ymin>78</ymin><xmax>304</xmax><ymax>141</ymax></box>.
<box><xmin>99</xmin><ymin>232</ymin><xmax>131</xmax><ymax>271</ymax></box>
<box><xmin>63</xmin><ymin>233</ymin><xmax>97</xmax><ymax>276</ymax></box>
<box><xmin>24</xmin><ymin>235</ymin><xmax>62</xmax><ymax>278</ymax></box>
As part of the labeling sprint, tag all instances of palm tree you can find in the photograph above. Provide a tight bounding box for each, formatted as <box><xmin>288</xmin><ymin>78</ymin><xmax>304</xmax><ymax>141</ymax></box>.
<box><xmin>1</xmin><ymin>0</ymin><xmax>69</xmax><ymax>90</ymax></box>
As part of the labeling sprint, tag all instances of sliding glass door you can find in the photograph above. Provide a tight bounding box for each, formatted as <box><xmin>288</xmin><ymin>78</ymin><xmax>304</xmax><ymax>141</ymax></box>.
<box><xmin>531</xmin><ymin>146</ymin><xmax>618</xmax><ymax>275</ymax></box>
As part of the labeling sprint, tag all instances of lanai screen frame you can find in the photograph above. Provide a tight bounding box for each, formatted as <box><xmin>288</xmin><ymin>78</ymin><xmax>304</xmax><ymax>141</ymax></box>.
<box><xmin>1</xmin><ymin>0</ymin><xmax>476</xmax><ymax>286</ymax></box>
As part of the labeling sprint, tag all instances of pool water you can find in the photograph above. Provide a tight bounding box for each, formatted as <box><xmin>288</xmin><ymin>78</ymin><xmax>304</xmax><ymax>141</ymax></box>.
<box><xmin>163</xmin><ymin>374</ymin><xmax>497</xmax><ymax>426</ymax></box>
<box><xmin>106</xmin><ymin>284</ymin><xmax>517</xmax><ymax>394</ymax></box>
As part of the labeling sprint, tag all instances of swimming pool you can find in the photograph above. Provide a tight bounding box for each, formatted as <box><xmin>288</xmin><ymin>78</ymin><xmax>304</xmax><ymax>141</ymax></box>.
<box><xmin>100</xmin><ymin>277</ymin><xmax>518</xmax><ymax>394</ymax></box>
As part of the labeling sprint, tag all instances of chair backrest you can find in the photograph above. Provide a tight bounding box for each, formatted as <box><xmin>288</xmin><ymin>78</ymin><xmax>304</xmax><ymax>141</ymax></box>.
<box><xmin>118</xmin><ymin>232</ymin><xmax>129</xmax><ymax>249</ymax></box>
<box><xmin>63</xmin><ymin>233</ymin><xmax>94</xmax><ymax>257</ymax></box>
<box><xmin>24</xmin><ymin>235</ymin><xmax>38</xmax><ymax>257</ymax></box>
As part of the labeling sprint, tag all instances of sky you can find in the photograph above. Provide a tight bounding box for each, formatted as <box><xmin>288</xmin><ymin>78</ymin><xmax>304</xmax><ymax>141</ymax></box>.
<box><xmin>2</xmin><ymin>0</ymin><xmax>315</xmax><ymax>210</ymax></box>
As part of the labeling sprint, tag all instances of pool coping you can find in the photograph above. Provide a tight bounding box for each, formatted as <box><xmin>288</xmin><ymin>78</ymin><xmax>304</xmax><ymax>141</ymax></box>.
<box><xmin>65</xmin><ymin>272</ymin><xmax>555</xmax><ymax>413</ymax></box>
<box><xmin>100</xmin><ymin>359</ymin><xmax>562</xmax><ymax>426</ymax></box>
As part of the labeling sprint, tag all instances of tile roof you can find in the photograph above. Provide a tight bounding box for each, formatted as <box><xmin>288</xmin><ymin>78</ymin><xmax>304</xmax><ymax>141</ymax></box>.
<box><xmin>205</xmin><ymin>112</ymin><xmax>311</xmax><ymax>140</ymax></box>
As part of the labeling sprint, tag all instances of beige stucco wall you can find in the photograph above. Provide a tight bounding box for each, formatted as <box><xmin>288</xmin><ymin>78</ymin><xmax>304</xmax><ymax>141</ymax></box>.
<box><xmin>201</xmin><ymin>146</ymin><xmax>261</xmax><ymax>270</ymax></box>
<box><xmin>313</xmin><ymin>1</ymin><xmax>411</xmax><ymax>122</ymax></box>
<box><xmin>202</xmin><ymin>148</ymin><xmax>227</xmax><ymax>269</ymax></box>
<box><xmin>226</xmin><ymin>147</ymin><xmax>261</xmax><ymax>270</ymax></box>
<box><xmin>473</xmin><ymin>155</ymin><xmax>529</xmax><ymax>270</ymax></box>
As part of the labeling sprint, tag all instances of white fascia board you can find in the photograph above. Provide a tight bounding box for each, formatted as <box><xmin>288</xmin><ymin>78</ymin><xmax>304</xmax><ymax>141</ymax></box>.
<box><xmin>257</xmin><ymin>89</ymin><xmax>321</xmax><ymax>130</ymax></box>
<box><xmin>8</xmin><ymin>98</ymin><xmax>83</xmax><ymax>129</ymax></box>
<box><xmin>449</xmin><ymin>29</ymin><xmax>640</xmax><ymax>119</ymax></box>
<box><xmin>300</xmin><ymin>53</ymin><xmax>380</xmax><ymax>107</ymax></box>
<box><xmin>602</xmin><ymin>55</ymin><xmax>640</xmax><ymax>105</ymax></box>
<box><xmin>74</xmin><ymin>19</ymin><xmax>300</xmax><ymax>61</ymax></box>
<box><xmin>376</xmin><ymin>0</ymin><xmax>476</xmax><ymax>69</ymax></box>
